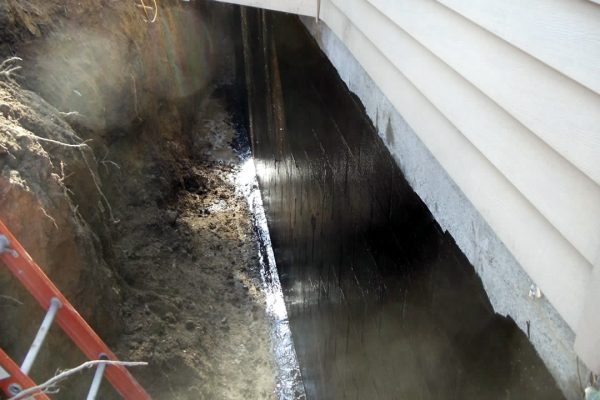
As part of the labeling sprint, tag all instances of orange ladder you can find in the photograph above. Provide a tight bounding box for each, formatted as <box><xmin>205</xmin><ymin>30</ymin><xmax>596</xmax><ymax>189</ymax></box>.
<box><xmin>0</xmin><ymin>220</ymin><xmax>151</xmax><ymax>399</ymax></box>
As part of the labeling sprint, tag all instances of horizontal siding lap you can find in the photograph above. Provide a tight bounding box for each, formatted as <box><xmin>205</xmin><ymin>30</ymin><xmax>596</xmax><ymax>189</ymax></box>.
<box><xmin>436</xmin><ymin>0</ymin><xmax>600</xmax><ymax>96</ymax></box>
<box><xmin>320</xmin><ymin>0</ymin><xmax>593</xmax><ymax>331</ymax></box>
<box><xmin>365</xmin><ymin>0</ymin><xmax>600</xmax><ymax>187</ymax></box>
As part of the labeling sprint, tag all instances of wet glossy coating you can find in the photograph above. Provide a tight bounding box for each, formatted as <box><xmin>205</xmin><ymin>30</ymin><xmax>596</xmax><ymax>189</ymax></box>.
<box><xmin>241</xmin><ymin>9</ymin><xmax>565</xmax><ymax>400</ymax></box>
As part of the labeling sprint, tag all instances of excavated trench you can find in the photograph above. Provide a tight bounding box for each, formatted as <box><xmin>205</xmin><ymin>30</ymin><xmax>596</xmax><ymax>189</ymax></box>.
<box><xmin>0</xmin><ymin>1</ymin><xmax>565</xmax><ymax>399</ymax></box>
<box><xmin>0</xmin><ymin>2</ymin><xmax>286</xmax><ymax>399</ymax></box>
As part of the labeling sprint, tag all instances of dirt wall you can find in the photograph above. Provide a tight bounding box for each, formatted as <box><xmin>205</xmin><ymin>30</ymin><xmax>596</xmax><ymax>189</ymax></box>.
<box><xmin>0</xmin><ymin>0</ymin><xmax>243</xmax><ymax>396</ymax></box>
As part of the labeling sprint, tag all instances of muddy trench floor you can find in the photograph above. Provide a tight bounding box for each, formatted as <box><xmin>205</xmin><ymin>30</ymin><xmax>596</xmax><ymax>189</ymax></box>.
<box><xmin>109</xmin><ymin>101</ymin><xmax>277</xmax><ymax>399</ymax></box>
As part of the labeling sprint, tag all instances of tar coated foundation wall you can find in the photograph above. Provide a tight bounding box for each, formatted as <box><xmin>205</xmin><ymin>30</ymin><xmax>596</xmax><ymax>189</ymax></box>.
<box><xmin>300</xmin><ymin>16</ymin><xmax>591</xmax><ymax>400</ymax></box>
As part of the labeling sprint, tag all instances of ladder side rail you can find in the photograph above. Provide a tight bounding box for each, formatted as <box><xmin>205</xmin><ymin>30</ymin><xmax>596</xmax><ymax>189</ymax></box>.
<box><xmin>0</xmin><ymin>347</ymin><xmax>50</xmax><ymax>399</ymax></box>
<box><xmin>0</xmin><ymin>221</ymin><xmax>150</xmax><ymax>400</ymax></box>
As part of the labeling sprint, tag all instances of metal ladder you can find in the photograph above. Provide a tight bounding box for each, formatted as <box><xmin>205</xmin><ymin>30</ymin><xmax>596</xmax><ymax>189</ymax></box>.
<box><xmin>0</xmin><ymin>220</ymin><xmax>151</xmax><ymax>399</ymax></box>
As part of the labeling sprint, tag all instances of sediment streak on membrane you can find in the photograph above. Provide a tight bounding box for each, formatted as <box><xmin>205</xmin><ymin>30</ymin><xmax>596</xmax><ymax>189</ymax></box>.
<box><xmin>234</xmin><ymin>155</ymin><xmax>306</xmax><ymax>400</ymax></box>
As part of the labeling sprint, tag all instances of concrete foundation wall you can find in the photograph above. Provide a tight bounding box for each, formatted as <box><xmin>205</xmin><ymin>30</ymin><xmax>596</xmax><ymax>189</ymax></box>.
<box><xmin>301</xmin><ymin>17</ymin><xmax>588</xmax><ymax>400</ymax></box>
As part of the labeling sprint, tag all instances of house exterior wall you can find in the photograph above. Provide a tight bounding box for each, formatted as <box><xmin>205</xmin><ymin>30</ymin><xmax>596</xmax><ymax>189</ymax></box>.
<box><xmin>299</xmin><ymin>2</ymin><xmax>600</xmax><ymax>395</ymax></box>
<box><xmin>299</xmin><ymin>16</ymin><xmax>590</xmax><ymax>399</ymax></box>
<box><xmin>212</xmin><ymin>0</ymin><xmax>600</xmax><ymax>397</ymax></box>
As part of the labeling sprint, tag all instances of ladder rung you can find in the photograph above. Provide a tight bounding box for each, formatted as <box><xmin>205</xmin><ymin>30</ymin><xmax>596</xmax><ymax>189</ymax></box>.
<box><xmin>86</xmin><ymin>355</ymin><xmax>108</xmax><ymax>400</ymax></box>
<box><xmin>21</xmin><ymin>297</ymin><xmax>61</xmax><ymax>375</ymax></box>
